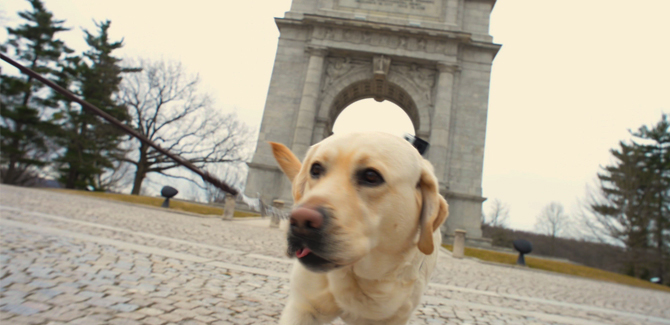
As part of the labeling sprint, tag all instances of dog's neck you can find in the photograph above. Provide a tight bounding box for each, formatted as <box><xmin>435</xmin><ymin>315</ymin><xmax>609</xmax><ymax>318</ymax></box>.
<box><xmin>346</xmin><ymin>245</ymin><xmax>425</xmax><ymax>282</ymax></box>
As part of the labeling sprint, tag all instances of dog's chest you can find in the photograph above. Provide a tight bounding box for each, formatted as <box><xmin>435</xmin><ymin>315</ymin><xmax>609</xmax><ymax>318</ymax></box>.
<box><xmin>327</xmin><ymin>269</ymin><xmax>422</xmax><ymax>321</ymax></box>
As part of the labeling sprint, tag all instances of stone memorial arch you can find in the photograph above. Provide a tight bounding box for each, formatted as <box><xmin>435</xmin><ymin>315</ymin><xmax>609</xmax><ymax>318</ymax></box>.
<box><xmin>245</xmin><ymin>0</ymin><xmax>500</xmax><ymax>244</ymax></box>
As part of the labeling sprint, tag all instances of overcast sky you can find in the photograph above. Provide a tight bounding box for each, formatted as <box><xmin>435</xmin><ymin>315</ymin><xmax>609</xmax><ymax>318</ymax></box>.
<box><xmin>1</xmin><ymin>0</ymin><xmax>668</xmax><ymax>231</ymax></box>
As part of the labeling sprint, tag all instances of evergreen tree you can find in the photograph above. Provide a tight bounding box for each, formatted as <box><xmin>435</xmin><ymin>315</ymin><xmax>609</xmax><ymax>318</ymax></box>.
<box><xmin>631</xmin><ymin>114</ymin><xmax>670</xmax><ymax>282</ymax></box>
<box><xmin>0</xmin><ymin>0</ymin><xmax>71</xmax><ymax>185</ymax></box>
<box><xmin>51</xmin><ymin>20</ymin><xmax>131</xmax><ymax>190</ymax></box>
<box><xmin>590</xmin><ymin>114</ymin><xmax>670</xmax><ymax>283</ymax></box>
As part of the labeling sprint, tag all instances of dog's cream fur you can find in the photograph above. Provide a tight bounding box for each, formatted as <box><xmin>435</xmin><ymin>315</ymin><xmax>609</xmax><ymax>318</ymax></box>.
<box><xmin>270</xmin><ymin>132</ymin><xmax>448</xmax><ymax>325</ymax></box>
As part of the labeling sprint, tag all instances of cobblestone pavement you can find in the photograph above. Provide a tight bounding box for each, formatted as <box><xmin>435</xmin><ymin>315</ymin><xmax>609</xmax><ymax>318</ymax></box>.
<box><xmin>1</xmin><ymin>185</ymin><xmax>669</xmax><ymax>325</ymax></box>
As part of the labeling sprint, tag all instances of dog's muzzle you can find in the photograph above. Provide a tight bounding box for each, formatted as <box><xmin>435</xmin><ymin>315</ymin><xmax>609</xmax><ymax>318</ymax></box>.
<box><xmin>287</xmin><ymin>206</ymin><xmax>340</xmax><ymax>272</ymax></box>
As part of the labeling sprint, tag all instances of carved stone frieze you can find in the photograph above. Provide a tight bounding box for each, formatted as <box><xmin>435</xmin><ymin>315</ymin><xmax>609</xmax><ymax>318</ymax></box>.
<box><xmin>321</xmin><ymin>57</ymin><xmax>369</xmax><ymax>91</ymax></box>
<box><xmin>312</xmin><ymin>26</ymin><xmax>455</xmax><ymax>56</ymax></box>
<box><xmin>390</xmin><ymin>63</ymin><xmax>436</xmax><ymax>103</ymax></box>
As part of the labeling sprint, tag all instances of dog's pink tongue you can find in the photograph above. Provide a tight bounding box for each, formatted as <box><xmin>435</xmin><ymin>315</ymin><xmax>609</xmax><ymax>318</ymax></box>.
<box><xmin>296</xmin><ymin>247</ymin><xmax>311</xmax><ymax>258</ymax></box>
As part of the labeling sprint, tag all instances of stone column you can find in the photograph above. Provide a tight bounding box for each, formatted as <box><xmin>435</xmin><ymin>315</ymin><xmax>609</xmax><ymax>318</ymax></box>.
<box><xmin>428</xmin><ymin>62</ymin><xmax>458</xmax><ymax>187</ymax></box>
<box><xmin>292</xmin><ymin>46</ymin><xmax>328</xmax><ymax>159</ymax></box>
<box><xmin>311</xmin><ymin>118</ymin><xmax>329</xmax><ymax>144</ymax></box>
<box><xmin>453</xmin><ymin>229</ymin><xmax>466</xmax><ymax>258</ymax></box>
<box><xmin>222</xmin><ymin>195</ymin><xmax>236</xmax><ymax>221</ymax></box>
<box><xmin>269</xmin><ymin>200</ymin><xmax>285</xmax><ymax>228</ymax></box>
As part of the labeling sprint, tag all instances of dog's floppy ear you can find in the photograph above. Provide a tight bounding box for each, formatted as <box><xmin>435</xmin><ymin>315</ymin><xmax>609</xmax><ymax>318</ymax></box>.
<box><xmin>417</xmin><ymin>160</ymin><xmax>449</xmax><ymax>255</ymax></box>
<box><xmin>269</xmin><ymin>142</ymin><xmax>301</xmax><ymax>182</ymax></box>
<box><xmin>269</xmin><ymin>142</ymin><xmax>316</xmax><ymax>201</ymax></box>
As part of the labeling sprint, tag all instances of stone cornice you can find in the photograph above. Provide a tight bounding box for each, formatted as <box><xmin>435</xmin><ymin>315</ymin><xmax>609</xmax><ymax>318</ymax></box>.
<box><xmin>466</xmin><ymin>0</ymin><xmax>498</xmax><ymax>11</ymax></box>
<box><xmin>464</xmin><ymin>41</ymin><xmax>502</xmax><ymax>57</ymax></box>
<box><xmin>247</xmin><ymin>162</ymin><xmax>281</xmax><ymax>172</ymax></box>
<box><xmin>306</xmin><ymin>45</ymin><xmax>328</xmax><ymax>57</ymax></box>
<box><xmin>276</xmin><ymin>16</ymin><xmax>500</xmax><ymax>58</ymax></box>
<box><xmin>301</xmin><ymin>14</ymin><xmax>472</xmax><ymax>41</ymax></box>
<box><xmin>436</xmin><ymin>62</ymin><xmax>460</xmax><ymax>73</ymax></box>
<box><xmin>441</xmin><ymin>189</ymin><xmax>487</xmax><ymax>203</ymax></box>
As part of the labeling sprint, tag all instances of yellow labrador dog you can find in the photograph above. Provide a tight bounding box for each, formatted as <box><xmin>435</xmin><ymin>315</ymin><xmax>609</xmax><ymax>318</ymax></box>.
<box><xmin>270</xmin><ymin>132</ymin><xmax>448</xmax><ymax>325</ymax></box>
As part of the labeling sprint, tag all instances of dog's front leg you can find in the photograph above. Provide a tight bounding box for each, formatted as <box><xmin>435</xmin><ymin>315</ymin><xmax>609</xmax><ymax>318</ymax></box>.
<box><xmin>280</xmin><ymin>263</ymin><xmax>340</xmax><ymax>324</ymax></box>
<box><xmin>279</xmin><ymin>296</ymin><xmax>337</xmax><ymax>325</ymax></box>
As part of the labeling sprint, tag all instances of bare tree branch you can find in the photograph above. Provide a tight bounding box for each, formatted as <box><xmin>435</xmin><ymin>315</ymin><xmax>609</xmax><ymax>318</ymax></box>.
<box><xmin>534</xmin><ymin>202</ymin><xmax>568</xmax><ymax>238</ymax></box>
<box><xmin>483</xmin><ymin>199</ymin><xmax>510</xmax><ymax>228</ymax></box>
<box><xmin>119</xmin><ymin>58</ymin><xmax>254</xmax><ymax>195</ymax></box>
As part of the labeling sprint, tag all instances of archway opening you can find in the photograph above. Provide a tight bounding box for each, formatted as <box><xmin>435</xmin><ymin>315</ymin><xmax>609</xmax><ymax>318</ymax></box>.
<box><xmin>332</xmin><ymin>99</ymin><xmax>415</xmax><ymax>138</ymax></box>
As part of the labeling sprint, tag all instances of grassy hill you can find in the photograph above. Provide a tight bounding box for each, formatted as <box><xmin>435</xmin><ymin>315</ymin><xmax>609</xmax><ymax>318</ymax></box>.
<box><xmin>47</xmin><ymin>188</ymin><xmax>260</xmax><ymax>218</ymax></box>
<box><xmin>443</xmin><ymin>244</ymin><xmax>670</xmax><ymax>293</ymax></box>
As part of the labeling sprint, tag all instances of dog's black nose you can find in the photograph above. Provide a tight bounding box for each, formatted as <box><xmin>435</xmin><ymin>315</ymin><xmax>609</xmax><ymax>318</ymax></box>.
<box><xmin>290</xmin><ymin>207</ymin><xmax>323</xmax><ymax>231</ymax></box>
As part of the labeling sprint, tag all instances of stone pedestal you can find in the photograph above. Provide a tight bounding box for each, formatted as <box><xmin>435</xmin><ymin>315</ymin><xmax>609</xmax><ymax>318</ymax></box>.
<box><xmin>453</xmin><ymin>229</ymin><xmax>467</xmax><ymax>259</ymax></box>
<box><xmin>222</xmin><ymin>195</ymin><xmax>236</xmax><ymax>221</ymax></box>
<box><xmin>270</xmin><ymin>200</ymin><xmax>285</xmax><ymax>228</ymax></box>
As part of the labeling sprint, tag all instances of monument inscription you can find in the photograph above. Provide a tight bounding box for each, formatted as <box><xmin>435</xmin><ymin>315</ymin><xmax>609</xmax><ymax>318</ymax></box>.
<box><xmin>337</xmin><ymin>0</ymin><xmax>442</xmax><ymax>19</ymax></box>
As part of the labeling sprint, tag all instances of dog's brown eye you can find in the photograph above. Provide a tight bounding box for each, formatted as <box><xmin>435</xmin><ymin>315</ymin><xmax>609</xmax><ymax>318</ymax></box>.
<box><xmin>310</xmin><ymin>163</ymin><xmax>325</xmax><ymax>179</ymax></box>
<box><xmin>358</xmin><ymin>169</ymin><xmax>384</xmax><ymax>186</ymax></box>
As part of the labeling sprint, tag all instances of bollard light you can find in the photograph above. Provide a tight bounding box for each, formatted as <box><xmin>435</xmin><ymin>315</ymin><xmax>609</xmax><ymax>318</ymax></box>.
<box><xmin>161</xmin><ymin>186</ymin><xmax>179</xmax><ymax>208</ymax></box>
<box><xmin>513</xmin><ymin>239</ymin><xmax>532</xmax><ymax>266</ymax></box>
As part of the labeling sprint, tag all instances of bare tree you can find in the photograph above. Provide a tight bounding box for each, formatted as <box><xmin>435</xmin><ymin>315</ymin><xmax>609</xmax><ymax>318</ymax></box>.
<box><xmin>119</xmin><ymin>59</ymin><xmax>253</xmax><ymax>195</ymax></box>
<box><xmin>94</xmin><ymin>160</ymin><xmax>133</xmax><ymax>193</ymax></box>
<box><xmin>535</xmin><ymin>202</ymin><xmax>569</xmax><ymax>254</ymax></box>
<box><xmin>535</xmin><ymin>202</ymin><xmax>568</xmax><ymax>237</ymax></box>
<box><xmin>576</xmin><ymin>185</ymin><xmax>627</xmax><ymax>245</ymax></box>
<box><xmin>483</xmin><ymin>199</ymin><xmax>510</xmax><ymax>228</ymax></box>
<box><xmin>204</xmin><ymin>163</ymin><xmax>247</xmax><ymax>204</ymax></box>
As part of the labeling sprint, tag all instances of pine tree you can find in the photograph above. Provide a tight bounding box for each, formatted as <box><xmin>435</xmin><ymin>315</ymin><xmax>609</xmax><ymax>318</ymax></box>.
<box><xmin>52</xmin><ymin>20</ymin><xmax>131</xmax><ymax>190</ymax></box>
<box><xmin>590</xmin><ymin>114</ymin><xmax>670</xmax><ymax>283</ymax></box>
<box><xmin>0</xmin><ymin>0</ymin><xmax>71</xmax><ymax>185</ymax></box>
<box><xmin>630</xmin><ymin>114</ymin><xmax>670</xmax><ymax>283</ymax></box>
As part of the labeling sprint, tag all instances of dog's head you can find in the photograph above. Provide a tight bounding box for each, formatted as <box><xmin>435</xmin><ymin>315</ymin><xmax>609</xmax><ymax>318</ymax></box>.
<box><xmin>270</xmin><ymin>132</ymin><xmax>448</xmax><ymax>272</ymax></box>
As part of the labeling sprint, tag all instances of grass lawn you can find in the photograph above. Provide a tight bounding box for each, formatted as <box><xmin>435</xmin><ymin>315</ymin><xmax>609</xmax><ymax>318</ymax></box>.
<box><xmin>443</xmin><ymin>244</ymin><xmax>670</xmax><ymax>293</ymax></box>
<box><xmin>47</xmin><ymin>188</ymin><xmax>260</xmax><ymax>218</ymax></box>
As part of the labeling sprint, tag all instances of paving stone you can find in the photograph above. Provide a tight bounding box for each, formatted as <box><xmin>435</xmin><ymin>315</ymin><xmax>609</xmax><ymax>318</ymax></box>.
<box><xmin>194</xmin><ymin>314</ymin><xmax>218</xmax><ymax>323</ymax></box>
<box><xmin>172</xmin><ymin>307</ymin><xmax>200</xmax><ymax>318</ymax></box>
<box><xmin>138</xmin><ymin>307</ymin><xmax>165</xmax><ymax>316</ymax></box>
<box><xmin>151</xmin><ymin>303</ymin><xmax>176</xmax><ymax>312</ymax></box>
<box><xmin>5</xmin><ymin>315</ymin><xmax>47</xmax><ymax>324</ymax></box>
<box><xmin>157</xmin><ymin>311</ymin><xmax>187</xmax><ymax>322</ymax></box>
<box><xmin>39</xmin><ymin>307</ymin><xmax>86</xmax><ymax>322</ymax></box>
<box><xmin>77</xmin><ymin>291</ymin><xmax>104</xmax><ymax>299</ymax></box>
<box><xmin>143</xmin><ymin>316</ymin><xmax>168</xmax><ymax>325</ymax></box>
<box><xmin>108</xmin><ymin>317</ymin><xmax>142</xmax><ymax>325</ymax></box>
<box><xmin>0</xmin><ymin>303</ymin><xmax>40</xmax><ymax>316</ymax></box>
<box><xmin>114</xmin><ymin>311</ymin><xmax>147</xmax><ymax>320</ymax></box>
<box><xmin>86</xmin><ymin>297</ymin><xmax>119</xmax><ymax>308</ymax></box>
<box><xmin>179</xmin><ymin>319</ymin><xmax>207</xmax><ymax>325</ymax></box>
<box><xmin>173</xmin><ymin>300</ymin><xmax>200</xmax><ymax>310</ymax></box>
<box><xmin>110</xmin><ymin>303</ymin><xmax>140</xmax><ymax>312</ymax></box>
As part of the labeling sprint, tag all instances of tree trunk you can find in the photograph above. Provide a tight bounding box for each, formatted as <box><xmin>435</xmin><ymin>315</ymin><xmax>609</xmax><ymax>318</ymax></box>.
<box><xmin>65</xmin><ymin>167</ymin><xmax>79</xmax><ymax>189</ymax></box>
<box><xmin>131</xmin><ymin>165</ymin><xmax>146</xmax><ymax>195</ymax></box>
<box><xmin>131</xmin><ymin>145</ymin><xmax>149</xmax><ymax>195</ymax></box>
<box><xmin>4</xmin><ymin>121</ymin><xmax>26</xmax><ymax>185</ymax></box>
<box><xmin>551</xmin><ymin>235</ymin><xmax>556</xmax><ymax>256</ymax></box>
<box><xmin>131</xmin><ymin>145</ymin><xmax>150</xmax><ymax>195</ymax></box>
